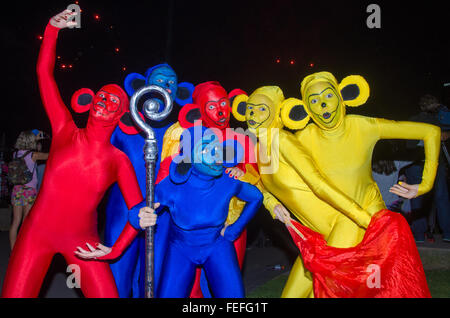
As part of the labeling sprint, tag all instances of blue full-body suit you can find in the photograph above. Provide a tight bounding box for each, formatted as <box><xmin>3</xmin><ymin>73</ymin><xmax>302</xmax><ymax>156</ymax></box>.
<box><xmin>151</xmin><ymin>126</ymin><xmax>263</xmax><ymax>297</ymax></box>
<box><xmin>104</xmin><ymin>64</ymin><xmax>193</xmax><ymax>298</ymax></box>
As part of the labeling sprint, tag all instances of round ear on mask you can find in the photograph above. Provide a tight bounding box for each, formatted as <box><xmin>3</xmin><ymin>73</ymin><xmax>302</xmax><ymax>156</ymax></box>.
<box><xmin>231</xmin><ymin>94</ymin><xmax>249</xmax><ymax>122</ymax></box>
<box><xmin>71</xmin><ymin>88</ymin><xmax>94</xmax><ymax>113</ymax></box>
<box><xmin>222</xmin><ymin>139</ymin><xmax>244</xmax><ymax>168</ymax></box>
<box><xmin>280</xmin><ymin>98</ymin><xmax>310</xmax><ymax>130</ymax></box>
<box><xmin>169</xmin><ymin>155</ymin><xmax>192</xmax><ymax>184</ymax></box>
<box><xmin>339</xmin><ymin>75</ymin><xmax>370</xmax><ymax>107</ymax></box>
<box><xmin>228</xmin><ymin>88</ymin><xmax>247</xmax><ymax>105</ymax></box>
<box><xmin>123</xmin><ymin>73</ymin><xmax>146</xmax><ymax>97</ymax></box>
<box><xmin>175</xmin><ymin>82</ymin><xmax>194</xmax><ymax>106</ymax></box>
<box><xmin>178</xmin><ymin>103</ymin><xmax>202</xmax><ymax>129</ymax></box>
<box><xmin>118</xmin><ymin>111</ymin><xmax>145</xmax><ymax>135</ymax></box>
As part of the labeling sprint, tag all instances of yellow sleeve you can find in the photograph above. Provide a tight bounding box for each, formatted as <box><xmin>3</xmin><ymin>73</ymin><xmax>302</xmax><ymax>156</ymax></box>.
<box><xmin>282</xmin><ymin>133</ymin><xmax>372</xmax><ymax>228</ymax></box>
<box><xmin>376</xmin><ymin>118</ymin><xmax>441</xmax><ymax>196</ymax></box>
<box><xmin>160</xmin><ymin>122</ymin><xmax>184</xmax><ymax>163</ymax></box>
<box><xmin>254</xmin><ymin>179</ymin><xmax>281</xmax><ymax>219</ymax></box>
<box><xmin>226</xmin><ymin>164</ymin><xmax>262</xmax><ymax>224</ymax></box>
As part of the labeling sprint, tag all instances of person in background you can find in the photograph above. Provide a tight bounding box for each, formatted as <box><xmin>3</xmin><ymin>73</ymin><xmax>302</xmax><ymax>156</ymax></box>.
<box><xmin>405</xmin><ymin>94</ymin><xmax>450</xmax><ymax>243</ymax></box>
<box><xmin>34</xmin><ymin>131</ymin><xmax>50</xmax><ymax>192</ymax></box>
<box><xmin>371</xmin><ymin>141</ymin><xmax>412</xmax><ymax>216</ymax></box>
<box><xmin>9</xmin><ymin>130</ymin><xmax>48</xmax><ymax>250</ymax></box>
<box><xmin>372</xmin><ymin>159</ymin><xmax>412</xmax><ymax>215</ymax></box>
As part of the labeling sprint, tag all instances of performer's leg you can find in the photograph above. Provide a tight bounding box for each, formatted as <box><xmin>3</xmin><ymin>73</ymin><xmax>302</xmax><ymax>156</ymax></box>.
<box><xmin>189</xmin><ymin>269</ymin><xmax>204</xmax><ymax>298</ymax></box>
<box><xmin>433</xmin><ymin>164</ymin><xmax>450</xmax><ymax>240</ymax></box>
<box><xmin>157</xmin><ymin>241</ymin><xmax>197</xmax><ymax>298</ymax></box>
<box><xmin>152</xmin><ymin>211</ymin><xmax>171</xmax><ymax>297</ymax></box>
<box><xmin>2</xmin><ymin>229</ymin><xmax>54</xmax><ymax>297</ymax></box>
<box><xmin>326</xmin><ymin>215</ymin><xmax>365</xmax><ymax>248</ymax></box>
<box><xmin>64</xmin><ymin>252</ymin><xmax>119</xmax><ymax>298</ymax></box>
<box><xmin>193</xmin><ymin>229</ymin><xmax>248</xmax><ymax>298</ymax></box>
<box><xmin>234</xmin><ymin>229</ymin><xmax>247</xmax><ymax>268</ymax></box>
<box><xmin>9</xmin><ymin>204</ymin><xmax>23</xmax><ymax>250</ymax></box>
<box><xmin>281</xmin><ymin>256</ymin><xmax>314</xmax><ymax>298</ymax></box>
<box><xmin>203</xmin><ymin>237</ymin><xmax>244</xmax><ymax>298</ymax></box>
<box><xmin>284</xmin><ymin>215</ymin><xmax>365</xmax><ymax>298</ymax></box>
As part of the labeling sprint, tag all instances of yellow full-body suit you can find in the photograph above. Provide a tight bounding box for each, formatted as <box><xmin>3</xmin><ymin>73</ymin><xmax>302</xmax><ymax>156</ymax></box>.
<box><xmin>231</xmin><ymin>77</ymin><xmax>440</xmax><ymax>298</ymax></box>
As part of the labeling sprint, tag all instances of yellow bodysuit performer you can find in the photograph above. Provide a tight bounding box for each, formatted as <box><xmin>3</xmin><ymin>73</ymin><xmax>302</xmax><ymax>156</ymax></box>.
<box><xmin>232</xmin><ymin>78</ymin><xmax>440</xmax><ymax>298</ymax></box>
<box><xmin>232</xmin><ymin>86</ymin><xmax>372</xmax><ymax>297</ymax></box>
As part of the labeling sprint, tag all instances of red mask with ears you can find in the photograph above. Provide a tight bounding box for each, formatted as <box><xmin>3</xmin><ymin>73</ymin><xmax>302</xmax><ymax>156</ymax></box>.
<box><xmin>193</xmin><ymin>81</ymin><xmax>230</xmax><ymax>129</ymax></box>
<box><xmin>71</xmin><ymin>84</ymin><xmax>129</xmax><ymax>124</ymax></box>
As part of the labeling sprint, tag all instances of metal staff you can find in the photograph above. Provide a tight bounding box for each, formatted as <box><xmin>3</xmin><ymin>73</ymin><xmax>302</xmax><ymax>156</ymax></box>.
<box><xmin>129</xmin><ymin>85</ymin><xmax>173</xmax><ymax>298</ymax></box>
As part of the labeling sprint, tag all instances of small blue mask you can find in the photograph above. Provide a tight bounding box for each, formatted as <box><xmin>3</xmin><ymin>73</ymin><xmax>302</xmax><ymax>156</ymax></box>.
<box><xmin>192</xmin><ymin>133</ymin><xmax>224</xmax><ymax>177</ymax></box>
<box><xmin>146</xmin><ymin>65</ymin><xmax>178</xmax><ymax>101</ymax></box>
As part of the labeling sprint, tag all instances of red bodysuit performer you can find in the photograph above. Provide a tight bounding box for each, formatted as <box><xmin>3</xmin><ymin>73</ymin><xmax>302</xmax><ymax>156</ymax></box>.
<box><xmin>1</xmin><ymin>10</ymin><xmax>155</xmax><ymax>298</ymax></box>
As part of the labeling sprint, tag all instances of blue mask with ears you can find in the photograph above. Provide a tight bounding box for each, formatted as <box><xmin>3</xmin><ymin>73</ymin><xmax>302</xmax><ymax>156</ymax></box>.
<box><xmin>145</xmin><ymin>65</ymin><xmax>178</xmax><ymax>101</ymax></box>
<box><xmin>191</xmin><ymin>133</ymin><xmax>224</xmax><ymax>177</ymax></box>
<box><xmin>120</xmin><ymin>63</ymin><xmax>195</xmax><ymax>133</ymax></box>
<box><xmin>123</xmin><ymin>63</ymin><xmax>194</xmax><ymax>106</ymax></box>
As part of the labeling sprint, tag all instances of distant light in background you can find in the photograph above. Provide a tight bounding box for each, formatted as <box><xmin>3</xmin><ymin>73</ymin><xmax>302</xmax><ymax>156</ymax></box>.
<box><xmin>122</xmin><ymin>66</ymin><xmax>127</xmax><ymax>71</ymax></box>
<box><xmin>94</xmin><ymin>14</ymin><xmax>100</xmax><ymax>20</ymax></box>
<box><xmin>115</xmin><ymin>47</ymin><xmax>120</xmax><ymax>53</ymax></box>
<box><xmin>276</xmin><ymin>58</ymin><xmax>280</xmax><ymax>64</ymax></box>
<box><xmin>61</xmin><ymin>64</ymin><xmax>66</xmax><ymax>69</ymax></box>
<box><xmin>38</xmin><ymin>35</ymin><xmax>43</xmax><ymax>40</ymax></box>
<box><xmin>309</xmin><ymin>62</ymin><xmax>314</xmax><ymax>68</ymax></box>
<box><xmin>290</xmin><ymin>59</ymin><xmax>295</xmax><ymax>65</ymax></box>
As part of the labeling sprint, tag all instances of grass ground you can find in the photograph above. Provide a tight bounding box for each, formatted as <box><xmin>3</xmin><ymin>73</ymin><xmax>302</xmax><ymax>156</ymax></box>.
<box><xmin>248</xmin><ymin>269</ymin><xmax>450</xmax><ymax>298</ymax></box>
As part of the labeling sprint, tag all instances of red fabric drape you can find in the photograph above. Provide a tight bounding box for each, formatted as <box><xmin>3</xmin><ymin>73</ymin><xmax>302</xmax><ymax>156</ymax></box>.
<box><xmin>287</xmin><ymin>209</ymin><xmax>431</xmax><ymax>298</ymax></box>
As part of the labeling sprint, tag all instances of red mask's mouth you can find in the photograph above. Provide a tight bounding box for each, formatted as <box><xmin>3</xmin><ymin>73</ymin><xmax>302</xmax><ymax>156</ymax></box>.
<box><xmin>93</xmin><ymin>102</ymin><xmax>107</xmax><ymax>114</ymax></box>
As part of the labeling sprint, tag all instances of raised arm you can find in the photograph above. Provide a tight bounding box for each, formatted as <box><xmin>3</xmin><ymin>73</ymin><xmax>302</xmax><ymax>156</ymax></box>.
<box><xmin>282</xmin><ymin>133</ymin><xmax>372</xmax><ymax>228</ymax></box>
<box><xmin>376</xmin><ymin>118</ymin><xmax>441</xmax><ymax>197</ymax></box>
<box><xmin>36</xmin><ymin>10</ymin><xmax>78</xmax><ymax>134</ymax></box>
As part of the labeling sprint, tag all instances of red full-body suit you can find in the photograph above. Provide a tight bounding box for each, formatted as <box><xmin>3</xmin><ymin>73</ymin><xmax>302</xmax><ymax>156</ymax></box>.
<box><xmin>1</xmin><ymin>22</ymin><xmax>142</xmax><ymax>298</ymax></box>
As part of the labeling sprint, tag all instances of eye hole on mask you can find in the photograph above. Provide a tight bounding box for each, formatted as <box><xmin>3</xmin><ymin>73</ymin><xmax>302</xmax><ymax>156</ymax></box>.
<box><xmin>259</xmin><ymin>107</ymin><xmax>266</xmax><ymax>111</ymax></box>
<box><xmin>168</xmin><ymin>80</ymin><xmax>175</xmax><ymax>85</ymax></box>
<box><xmin>310</xmin><ymin>98</ymin><xmax>318</xmax><ymax>104</ymax></box>
<box><xmin>220</xmin><ymin>101</ymin><xmax>227</xmax><ymax>107</ymax></box>
<box><xmin>326</xmin><ymin>93</ymin><xmax>334</xmax><ymax>98</ymax></box>
<box><xmin>156</xmin><ymin>79</ymin><xmax>163</xmax><ymax>83</ymax></box>
<box><xmin>208</xmin><ymin>105</ymin><xmax>216</xmax><ymax>110</ymax></box>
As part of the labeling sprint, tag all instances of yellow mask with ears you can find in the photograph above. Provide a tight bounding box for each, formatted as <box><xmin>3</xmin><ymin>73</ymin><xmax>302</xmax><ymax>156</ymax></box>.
<box><xmin>232</xmin><ymin>86</ymin><xmax>311</xmax><ymax>135</ymax></box>
<box><xmin>297</xmin><ymin>71</ymin><xmax>370</xmax><ymax>130</ymax></box>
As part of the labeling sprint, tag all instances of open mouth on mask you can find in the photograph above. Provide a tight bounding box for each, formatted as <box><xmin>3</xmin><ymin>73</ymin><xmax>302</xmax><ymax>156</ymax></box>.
<box><xmin>323</xmin><ymin>112</ymin><xmax>331</xmax><ymax>119</ymax></box>
<box><xmin>166</xmin><ymin>88</ymin><xmax>172</xmax><ymax>94</ymax></box>
<box><xmin>218</xmin><ymin>118</ymin><xmax>227</xmax><ymax>123</ymax></box>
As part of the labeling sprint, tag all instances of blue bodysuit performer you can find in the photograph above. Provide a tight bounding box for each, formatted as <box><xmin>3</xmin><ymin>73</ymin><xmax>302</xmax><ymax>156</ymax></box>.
<box><xmin>151</xmin><ymin>125</ymin><xmax>263</xmax><ymax>297</ymax></box>
<box><xmin>104</xmin><ymin>64</ymin><xmax>194</xmax><ymax>298</ymax></box>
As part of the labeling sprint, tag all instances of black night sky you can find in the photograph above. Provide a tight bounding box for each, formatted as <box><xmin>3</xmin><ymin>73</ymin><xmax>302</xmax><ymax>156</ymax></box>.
<box><xmin>1</xmin><ymin>0</ymin><xmax>449</xmax><ymax>150</ymax></box>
